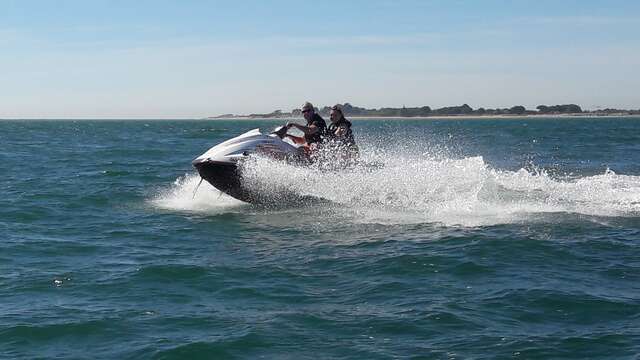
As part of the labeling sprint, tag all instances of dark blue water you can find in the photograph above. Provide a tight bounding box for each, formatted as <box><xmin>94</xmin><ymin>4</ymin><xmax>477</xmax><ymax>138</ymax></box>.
<box><xmin>2</xmin><ymin>118</ymin><xmax>639</xmax><ymax>359</ymax></box>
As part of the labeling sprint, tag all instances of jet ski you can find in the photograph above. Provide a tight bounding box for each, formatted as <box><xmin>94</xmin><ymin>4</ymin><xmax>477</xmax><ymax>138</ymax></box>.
<box><xmin>192</xmin><ymin>126</ymin><xmax>309</xmax><ymax>204</ymax></box>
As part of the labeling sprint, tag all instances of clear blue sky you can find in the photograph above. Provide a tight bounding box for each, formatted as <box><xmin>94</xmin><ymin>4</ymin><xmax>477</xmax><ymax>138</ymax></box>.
<box><xmin>2</xmin><ymin>0</ymin><xmax>639</xmax><ymax>118</ymax></box>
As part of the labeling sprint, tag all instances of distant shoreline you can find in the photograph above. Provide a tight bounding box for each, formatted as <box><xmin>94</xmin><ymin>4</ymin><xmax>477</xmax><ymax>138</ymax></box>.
<box><xmin>2</xmin><ymin>114</ymin><xmax>639</xmax><ymax>121</ymax></box>
<box><xmin>205</xmin><ymin>113</ymin><xmax>640</xmax><ymax>121</ymax></box>
<box><xmin>206</xmin><ymin>102</ymin><xmax>640</xmax><ymax>120</ymax></box>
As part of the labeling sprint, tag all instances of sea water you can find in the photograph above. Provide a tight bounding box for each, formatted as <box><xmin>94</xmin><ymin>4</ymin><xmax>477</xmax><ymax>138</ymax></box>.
<box><xmin>1</xmin><ymin>118</ymin><xmax>639</xmax><ymax>359</ymax></box>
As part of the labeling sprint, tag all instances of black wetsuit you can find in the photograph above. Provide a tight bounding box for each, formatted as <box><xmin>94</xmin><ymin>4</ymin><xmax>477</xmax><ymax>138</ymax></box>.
<box><xmin>305</xmin><ymin>113</ymin><xmax>327</xmax><ymax>145</ymax></box>
<box><xmin>326</xmin><ymin>118</ymin><xmax>356</xmax><ymax>147</ymax></box>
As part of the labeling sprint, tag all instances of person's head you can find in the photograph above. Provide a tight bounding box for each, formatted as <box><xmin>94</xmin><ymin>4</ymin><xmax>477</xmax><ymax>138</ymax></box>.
<box><xmin>329</xmin><ymin>104</ymin><xmax>344</xmax><ymax>123</ymax></box>
<box><xmin>301</xmin><ymin>102</ymin><xmax>315</xmax><ymax>121</ymax></box>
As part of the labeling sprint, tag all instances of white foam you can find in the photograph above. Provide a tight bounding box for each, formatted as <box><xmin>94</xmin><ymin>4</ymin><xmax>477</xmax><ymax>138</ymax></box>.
<box><xmin>151</xmin><ymin>173</ymin><xmax>245</xmax><ymax>214</ymax></box>
<box><xmin>152</xmin><ymin>149</ymin><xmax>640</xmax><ymax>226</ymax></box>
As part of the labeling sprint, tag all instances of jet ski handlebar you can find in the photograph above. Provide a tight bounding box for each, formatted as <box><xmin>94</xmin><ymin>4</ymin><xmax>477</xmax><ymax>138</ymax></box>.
<box><xmin>271</xmin><ymin>125</ymin><xmax>289</xmax><ymax>139</ymax></box>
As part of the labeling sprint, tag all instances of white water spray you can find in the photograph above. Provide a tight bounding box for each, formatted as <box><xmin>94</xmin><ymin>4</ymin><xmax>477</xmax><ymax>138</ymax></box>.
<box><xmin>152</xmin><ymin>147</ymin><xmax>640</xmax><ymax>226</ymax></box>
<box><xmin>152</xmin><ymin>173</ymin><xmax>245</xmax><ymax>213</ymax></box>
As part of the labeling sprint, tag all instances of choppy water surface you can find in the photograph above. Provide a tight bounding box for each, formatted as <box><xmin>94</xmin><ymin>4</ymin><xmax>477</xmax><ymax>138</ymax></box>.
<box><xmin>2</xmin><ymin>118</ymin><xmax>640</xmax><ymax>359</ymax></box>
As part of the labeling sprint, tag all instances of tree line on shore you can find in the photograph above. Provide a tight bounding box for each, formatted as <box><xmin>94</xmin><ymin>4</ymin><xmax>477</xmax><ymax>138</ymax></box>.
<box><xmin>211</xmin><ymin>103</ymin><xmax>640</xmax><ymax>118</ymax></box>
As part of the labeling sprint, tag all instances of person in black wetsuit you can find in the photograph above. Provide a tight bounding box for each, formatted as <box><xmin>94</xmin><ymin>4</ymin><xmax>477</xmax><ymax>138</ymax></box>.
<box><xmin>325</xmin><ymin>104</ymin><xmax>358</xmax><ymax>162</ymax></box>
<box><xmin>285</xmin><ymin>102</ymin><xmax>327</xmax><ymax>155</ymax></box>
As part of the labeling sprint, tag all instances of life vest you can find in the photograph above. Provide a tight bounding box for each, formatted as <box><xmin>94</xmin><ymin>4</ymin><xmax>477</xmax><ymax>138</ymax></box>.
<box><xmin>327</xmin><ymin>118</ymin><xmax>356</xmax><ymax>147</ymax></box>
<box><xmin>304</xmin><ymin>113</ymin><xmax>327</xmax><ymax>145</ymax></box>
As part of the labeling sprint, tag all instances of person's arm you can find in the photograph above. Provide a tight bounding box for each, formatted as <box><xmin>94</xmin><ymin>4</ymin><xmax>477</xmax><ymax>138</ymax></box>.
<box><xmin>334</xmin><ymin>124</ymin><xmax>349</xmax><ymax>137</ymax></box>
<box><xmin>287</xmin><ymin>122</ymin><xmax>318</xmax><ymax>136</ymax></box>
<box><xmin>285</xmin><ymin>134</ymin><xmax>306</xmax><ymax>144</ymax></box>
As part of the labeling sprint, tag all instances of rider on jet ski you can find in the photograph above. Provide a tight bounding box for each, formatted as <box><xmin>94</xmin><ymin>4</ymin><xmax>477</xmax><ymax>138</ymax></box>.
<box><xmin>284</xmin><ymin>102</ymin><xmax>327</xmax><ymax>156</ymax></box>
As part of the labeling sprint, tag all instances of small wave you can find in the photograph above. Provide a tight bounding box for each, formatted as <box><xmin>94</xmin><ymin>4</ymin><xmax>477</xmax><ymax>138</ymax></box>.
<box><xmin>150</xmin><ymin>333</ymin><xmax>268</xmax><ymax>359</ymax></box>
<box><xmin>134</xmin><ymin>264</ymin><xmax>211</xmax><ymax>281</ymax></box>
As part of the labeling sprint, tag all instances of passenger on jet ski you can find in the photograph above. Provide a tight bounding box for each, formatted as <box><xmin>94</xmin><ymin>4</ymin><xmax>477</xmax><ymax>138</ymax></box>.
<box><xmin>323</xmin><ymin>104</ymin><xmax>359</xmax><ymax>165</ymax></box>
<box><xmin>327</xmin><ymin>105</ymin><xmax>357</xmax><ymax>148</ymax></box>
<box><xmin>284</xmin><ymin>102</ymin><xmax>327</xmax><ymax>156</ymax></box>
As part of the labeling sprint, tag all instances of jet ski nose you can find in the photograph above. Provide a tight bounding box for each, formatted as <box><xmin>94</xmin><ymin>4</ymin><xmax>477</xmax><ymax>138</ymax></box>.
<box><xmin>192</xmin><ymin>157</ymin><xmax>208</xmax><ymax>166</ymax></box>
